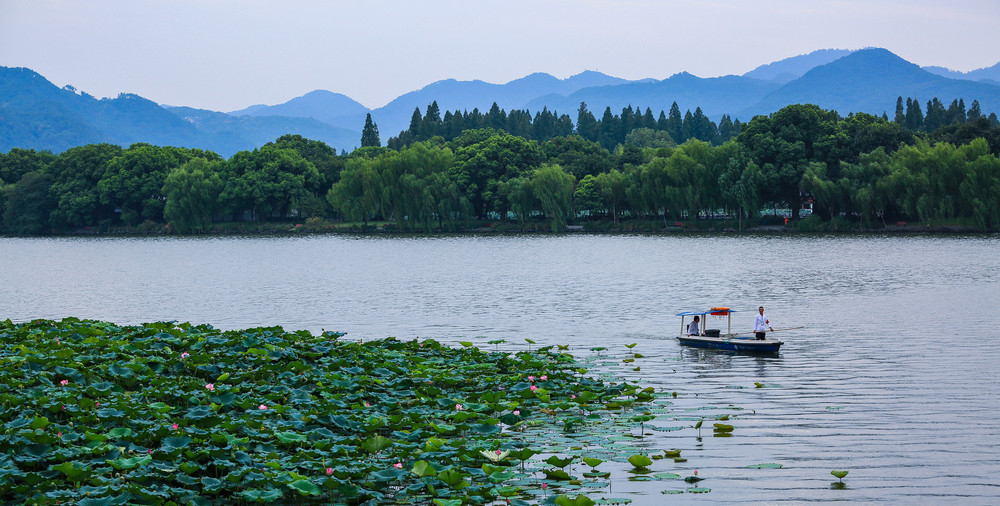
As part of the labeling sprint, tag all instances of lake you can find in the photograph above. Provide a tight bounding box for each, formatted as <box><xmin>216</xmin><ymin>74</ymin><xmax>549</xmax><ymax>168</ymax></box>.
<box><xmin>3</xmin><ymin>233</ymin><xmax>999</xmax><ymax>504</ymax></box>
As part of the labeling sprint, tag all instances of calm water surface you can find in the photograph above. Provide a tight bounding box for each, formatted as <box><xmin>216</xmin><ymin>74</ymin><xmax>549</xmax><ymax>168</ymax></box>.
<box><xmin>3</xmin><ymin>234</ymin><xmax>999</xmax><ymax>504</ymax></box>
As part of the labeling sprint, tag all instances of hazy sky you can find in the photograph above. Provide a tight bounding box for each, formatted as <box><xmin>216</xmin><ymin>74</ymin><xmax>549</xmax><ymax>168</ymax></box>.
<box><xmin>2</xmin><ymin>0</ymin><xmax>999</xmax><ymax>112</ymax></box>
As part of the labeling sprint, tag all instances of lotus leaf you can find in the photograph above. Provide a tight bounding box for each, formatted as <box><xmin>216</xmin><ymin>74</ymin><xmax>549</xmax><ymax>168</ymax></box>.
<box><xmin>108</xmin><ymin>455</ymin><xmax>150</xmax><ymax>470</ymax></box>
<box><xmin>371</xmin><ymin>468</ymin><xmax>407</xmax><ymax>481</ymax></box>
<box><xmin>555</xmin><ymin>494</ymin><xmax>596</xmax><ymax>506</ymax></box>
<box><xmin>437</xmin><ymin>468</ymin><xmax>469</xmax><ymax>487</ymax></box>
<box><xmin>545</xmin><ymin>455</ymin><xmax>575</xmax><ymax>468</ymax></box>
<box><xmin>105</xmin><ymin>427</ymin><xmax>132</xmax><ymax>438</ymax></box>
<box><xmin>287</xmin><ymin>479</ymin><xmax>322</xmax><ymax>496</ymax></box>
<box><xmin>411</xmin><ymin>460</ymin><xmax>437</xmax><ymax>478</ymax></box>
<box><xmin>0</xmin><ymin>318</ymin><xmax>704</xmax><ymax>506</ymax></box>
<box><xmin>627</xmin><ymin>455</ymin><xmax>653</xmax><ymax>468</ymax></box>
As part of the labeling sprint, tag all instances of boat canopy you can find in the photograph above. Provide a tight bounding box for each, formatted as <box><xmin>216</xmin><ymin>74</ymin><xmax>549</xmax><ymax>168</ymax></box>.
<box><xmin>676</xmin><ymin>308</ymin><xmax>739</xmax><ymax>317</ymax></box>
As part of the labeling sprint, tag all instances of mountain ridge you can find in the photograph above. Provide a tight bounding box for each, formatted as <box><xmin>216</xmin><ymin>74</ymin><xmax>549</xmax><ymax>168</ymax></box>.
<box><xmin>3</xmin><ymin>48</ymin><xmax>1000</xmax><ymax>156</ymax></box>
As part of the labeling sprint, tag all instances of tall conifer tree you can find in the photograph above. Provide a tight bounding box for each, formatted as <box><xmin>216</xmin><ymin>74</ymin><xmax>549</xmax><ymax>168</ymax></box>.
<box><xmin>361</xmin><ymin>113</ymin><xmax>380</xmax><ymax>147</ymax></box>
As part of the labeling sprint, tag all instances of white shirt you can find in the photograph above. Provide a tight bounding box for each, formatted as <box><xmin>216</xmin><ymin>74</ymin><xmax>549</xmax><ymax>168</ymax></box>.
<box><xmin>688</xmin><ymin>320</ymin><xmax>700</xmax><ymax>335</ymax></box>
<box><xmin>754</xmin><ymin>313</ymin><xmax>770</xmax><ymax>332</ymax></box>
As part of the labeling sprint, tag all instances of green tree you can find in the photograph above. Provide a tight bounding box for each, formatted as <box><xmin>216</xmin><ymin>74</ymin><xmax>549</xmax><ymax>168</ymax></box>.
<box><xmin>666</xmin><ymin>102</ymin><xmax>683</xmax><ymax>145</ymax></box>
<box><xmin>99</xmin><ymin>144</ymin><xmax>218</xmax><ymax>225</ymax></box>
<box><xmin>800</xmin><ymin>161</ymin><xmax>850</xmax><ymax>226</ymax></box>
<box><xmin>499</xmin><ymin>175</ymin><xmax>537</xmax><ymax>228</ymax></box>
<box><xmin>597</xmin><ymin>107</ymin><xmax>620</xmax><ymax>150</ymax></box>
<box><xmin>573</xmin><ymin>174</ymin><xmax>602</xmax><ymax>218</ymax></box>
<box><xmin>266</xmin><ymin>134</ymin><xmax>343</xmax><ymax>192</ymax></box>
<box><xmin>737</xmin><ymin>104</ymin><xmax>841</xmax><ymax>219</ymax></box>
<box><xmin>2</xmin><ymin>170</ymin><xmax>52</xmax><ymax>235</ymax></box>
<box><xmin>327</xmin><ymin>157</ymin><xmax>380</xmax><ymax>227</ymax></box>
<box><xmin>905</xmin><ymin>97</ymin><xmax>923</xmax><ymax>131</ymax></box>
<box><xmin>219</xmin><ymin>146</ymin><xmax>319</xmax><ymax>221</ymax></box>
<box><xmin>893</xmin><ymin>96</ymin><xmax>905</xmax><ymax>125</ymax></box>
<box><xmin>596</xmin><ymin>169</ymin><xmax>627</xmax><ymax>223</ymax></box>
<box><xmin>162</xmin><ymin>158</ymin><xmax>223</xmax><ymax>233</ymax></box>
<box><xmin>839</xmin><ymin>147</ymin><xmax>901</xmax><ymax>227</ymax></box>
<box><xmin>0</xmin><ymin>148</ymin><xmax>55</xmax><ymax>186</ymax></box>
<box><xmin>452</xmin><ymin>130</ymin><xmax>543</xmax><ymax>218</ymax></box>
<box><xmin>531</xmin><ymin>164</ymin><xmax>575</xmax><ymax>232</ymax></box>
<box><xmin>624</xmin><ymin>128</ymin><xmax>675</xmax><ymax>149</ymax></box>
<box><xmin>542</xmin><ymin>135</ymin><xmax>614</xmax><ymax>179</ymax></box>
<box><xmin>47</xmin><ymin>143</ymin><xmax>124</xmax><ymax>230</ymax></box>
<box><xmin>576</xmin><ymin>102</ymin><xmax>598</xmax><ymax>142</ymax></box>
<box><xmin>361</xmin><ymin>113</ymin><xmax>381</xmax><ymax>148</ymax></box>
<box><xmin>959</xmin><ymin>140</ymin><xmax>1000</xmax><ymax>231</ymax></box>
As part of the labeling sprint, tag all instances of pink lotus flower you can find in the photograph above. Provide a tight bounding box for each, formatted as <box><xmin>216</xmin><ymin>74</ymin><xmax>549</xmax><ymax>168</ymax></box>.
<box><xmin>180</xmin><ymin>352</ymin><xmax>190</xmax><ymax>358</ymax></box>
<box><xmin>60</xmin><ymin>379</ymin><xmax>69</xmax><ymax>386</ymax></box>
<box><xmin>393</xmin><ymin>462</ymin><xmax>403</xmax><ymax>469</ymax></box>
<box><xmin>258</xmin><ymin>404</ymin><xmax>268</xmax><ymax>410</ymax></box>
<box><xmin>455</xmin><ymin>403</ymin><xmax>464</xmax><ymax>411</ymax></box>
<box><xmin>513</xmin><ymin>410</ymin><xmax>520</xmax><ymax>416</ymax></box>
<box><xmin>147</xmin><ymin>448</ymin><xmax>152</xmax><ymax>454</ymax></box>
<box><xmin>540</xmin><ymin>375</ymin><xmax>547</xmax><ymax>381</ymax></box>
<box><xmin>694</xmin><ymin>470</ymin><xmax>698</xmax><ymax>475</ymax></box>
<box><xmin>541</xmin><ymin>483</ymin><xmax>547</xmax><ymax>489</ymax></box>
<box><xmin>496</xmin><ymin>449</ymin><xmax>503</xmax><ymax>455</ymax></box>
<box><xmin>364</xmin><ymin>402</ymin><xmax>370</xmax><ymax>407</ymax></box>
<box><xmin>530</xmin><ymin>385</ymin><xmax>538</xmax><ymax>392</ymax></box>
<box><xmin>57</xmin><ymin>431</ymin><xmax>62</xmax><ymax>437</ymax></box>
<box><xmin>205</xmin><ymin>383</ymin><xmax>215</xmax><ymax>391</ymax></box>
<box><xmin>326</xmin><ymin>467</ymin><xmax>333</xmax><ymax>475</ymax></box>
<box><xmin>171</xmin><ymin>423</ymin><xmax>179</xmax><ymax>430</ymax></box>
<box><xmin>95</xmin><ymin>401</ymin><xmax>100</xmax><ymax>407</ymax></box>
<box><xmin>528</xmin><ymin>375</ymin><xmax>536</xmax><ymax>381</ymax></box>
<box><xmin>571</xmin><ymin>394</ymin><xmax>576</xmax><ymax>399</ymax></box>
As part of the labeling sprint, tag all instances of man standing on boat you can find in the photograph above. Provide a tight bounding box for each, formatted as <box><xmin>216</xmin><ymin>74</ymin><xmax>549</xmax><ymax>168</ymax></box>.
<box><xmin>755</xmin><ymin>306</ymin><xmax>773</xmax><ymax>340</ymax></box>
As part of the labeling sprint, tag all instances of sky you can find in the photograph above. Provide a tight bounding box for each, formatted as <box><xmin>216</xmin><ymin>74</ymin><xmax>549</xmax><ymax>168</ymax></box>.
<box><xmin>2</xmin><ymin>0</ymin><xmax>999</xmax><ymax>112</ymax></box>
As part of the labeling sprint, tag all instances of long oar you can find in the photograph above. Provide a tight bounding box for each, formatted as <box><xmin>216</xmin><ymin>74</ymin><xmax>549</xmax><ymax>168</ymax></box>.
<box><xmin>730</xmin><ymin>326</ymin><xmax>804</xmax><ymax>336</ymax></box>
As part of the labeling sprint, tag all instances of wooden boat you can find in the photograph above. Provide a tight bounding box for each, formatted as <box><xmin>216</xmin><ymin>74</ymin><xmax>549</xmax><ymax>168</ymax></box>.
<box><xmin>676</xmin><ymin>307</ymin><xmax>783</xmax><ymax>353</ymax></box>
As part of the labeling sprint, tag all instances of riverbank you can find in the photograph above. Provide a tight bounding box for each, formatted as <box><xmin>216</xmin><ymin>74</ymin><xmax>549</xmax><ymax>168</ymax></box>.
<box><xmin>3</xmin><ymin>215</ymin><xmax>989</xmax><ymax>237</ymax></box>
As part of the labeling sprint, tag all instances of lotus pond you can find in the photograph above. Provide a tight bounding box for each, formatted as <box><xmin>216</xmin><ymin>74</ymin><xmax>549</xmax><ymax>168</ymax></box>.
<box><xmin>0</xmin><ymin>318</ymin><xmax>753</xmax><ymax>506</ymax></box>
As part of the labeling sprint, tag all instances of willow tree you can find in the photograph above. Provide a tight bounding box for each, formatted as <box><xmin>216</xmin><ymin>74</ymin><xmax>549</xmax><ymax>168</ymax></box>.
<box><xmin>531</xmin><ymin>164</ymin><xmax>575</xmax><ymax>232</ymax></box>
<box><xmin>327</xmin><ymin>157</ymin><xmax>380</xmax><ymax>227</ymax></box>
<box><xmin>162</xmin><ymin>157</ymin><xmax>222</xmax><ymax>233</ymax></box>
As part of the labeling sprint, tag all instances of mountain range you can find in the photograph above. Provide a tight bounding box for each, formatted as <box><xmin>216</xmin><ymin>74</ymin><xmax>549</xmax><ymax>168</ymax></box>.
<box><xmin>2</xmin><ymin>48</ymin><xmax>999</xmax><ymax>157</ymax></box>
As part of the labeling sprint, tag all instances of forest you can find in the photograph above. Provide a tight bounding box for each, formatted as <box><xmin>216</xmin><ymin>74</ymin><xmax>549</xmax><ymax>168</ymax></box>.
<box><xmin>2</xmin><ymin>98</ymin><xmax>1000</xmax><ymax>235</ymax></box>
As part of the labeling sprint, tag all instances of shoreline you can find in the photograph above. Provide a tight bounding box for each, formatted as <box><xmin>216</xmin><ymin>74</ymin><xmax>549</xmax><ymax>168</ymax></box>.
<box><xmin>2</xmin><ymin>221</ymin><xmax>991</xmax><ymax>238</ymax></box>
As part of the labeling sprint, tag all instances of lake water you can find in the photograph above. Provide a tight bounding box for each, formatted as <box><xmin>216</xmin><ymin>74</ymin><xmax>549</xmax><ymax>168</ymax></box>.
<box><xmin>3</xmin><ymin>234</ymin><xmax>999</xmax><ymax>504</ymax></box>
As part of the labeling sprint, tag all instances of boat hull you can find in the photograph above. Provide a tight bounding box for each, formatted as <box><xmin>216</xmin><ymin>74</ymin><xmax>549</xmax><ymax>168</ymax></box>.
<box><xmin>677</xmin><ymin>335</ymin><xmax>782</xmax><ymax>353</ymax></box>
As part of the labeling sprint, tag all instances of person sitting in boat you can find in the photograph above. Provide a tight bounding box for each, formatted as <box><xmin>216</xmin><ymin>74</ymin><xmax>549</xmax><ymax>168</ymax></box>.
<box><xmin>688</xmin><ymin>315</ymin><xmax>701</xmax><ymax>336</ymax></box>
<box><xmin>754</xmin><ymin>306</ymin><xmax>774</xmax><ymax>340</ymax></box>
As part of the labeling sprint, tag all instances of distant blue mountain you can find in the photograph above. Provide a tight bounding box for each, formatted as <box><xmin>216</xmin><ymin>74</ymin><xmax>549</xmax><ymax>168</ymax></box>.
<box><xmin>0</xmin><ymin>67</ymin><xmax>360</xmax><ymax>156</ymax></box>
<box><xmin>742</xmin><ymin>48</ymin><xmax>854</xmax><ymax>83</ymax></box>
<box><xmin>0</xmin><ymin>66</ymin><xmax>202</xmax><ymax>153</ymax></box>
<box><xmin>741</xmin><ymin>48</ymin><xmax>1000</xmax><ymax>119</ymax></box>
<box><xmin>924</xmin><ymin>62</ymin><xmax>1000</xmax><ymax>86</ymax></box>
<box><xmin>371</xmin><ymin>71</ymin><xmax>632</xmax><ymax>135</ymax></box>
<box><xmin>167</xmin><ymin>106</ymin><xmax>360</xmax><ymax>155</ymax></box>
<box><xmin>525</xmin><ymin>72</ymin><xmax>780</xmax><ymax>120</ymax></box>
<box><xmin>228</xmin><ymin>89</ymin><xmax>369</xmax><ymax>132</ymax></box>
<box><xmin>5</xmin><ymin>48</ymin><xmax>1000</xmax><ymax>156</ymax></box>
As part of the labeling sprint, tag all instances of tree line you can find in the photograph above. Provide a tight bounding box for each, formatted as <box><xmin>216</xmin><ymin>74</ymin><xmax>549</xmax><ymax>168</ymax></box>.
<box><xmin>2</xmin><ymin>101</ymin><xmax>999</xmax><ymax>235</ymax></box>
<box><xmin>385</xmin><ymin>101</ymin><xmax>741</xmax><ymax>151</ymax></box>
